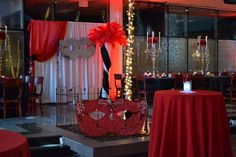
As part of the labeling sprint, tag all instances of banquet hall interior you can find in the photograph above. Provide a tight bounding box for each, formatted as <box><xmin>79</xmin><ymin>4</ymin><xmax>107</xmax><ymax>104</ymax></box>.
<box><xmin>1</xmin><ymin>0</ymin><xmax>236</xmax><ymax>157</ymax></box>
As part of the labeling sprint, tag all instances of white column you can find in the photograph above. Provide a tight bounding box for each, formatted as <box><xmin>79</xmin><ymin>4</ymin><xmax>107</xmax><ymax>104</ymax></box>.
<box><xmin>109</xmin><ymin>0</ymin><xmax>123</xmax><ymax>99</ymax></box>
<box><xmin>110</xmin><ymin>0</ymin><xmax>123</xmax><ymax>25</ymax></box>
<box><xmin>109</xmin><ymin>0</ymin><xmax>123</xmax><ymax>73</ymax></box>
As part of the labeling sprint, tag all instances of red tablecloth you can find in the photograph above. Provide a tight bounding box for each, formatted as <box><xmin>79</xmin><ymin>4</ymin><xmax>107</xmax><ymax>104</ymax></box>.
<box><xmin>148</xmin><ymin>90</ymin><xmax>233</xmax><ymax>157</ymax></box>
<box><xmin>0</xmin><ymin>130</ymin><xmax>30</xmax><ymax>157</ymax></box>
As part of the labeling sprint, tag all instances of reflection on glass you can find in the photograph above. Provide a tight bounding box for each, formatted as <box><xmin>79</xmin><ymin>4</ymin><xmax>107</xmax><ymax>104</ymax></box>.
<box><xmin>218</xmin><ymin>11</ymin><xmax>236</xmax><ymax>40</ymax></box>
<box><xmin>0</xmin><ymin>0</ymin><xmax>23</xmax><ymax>29</ymax></box>
<box><xmin>133</xmin><ymin>36</ymin><xmax>167</xmax><ymax>74</ymax></box>
<box><xmin>55</xmin><ymin>1</ymin><xmax>109</xmax><ymax>22</ymax></box>
<box><xmin>188</xmin><ymin>8</ymin><xmax>216</xmax><ymax>39</ymax></box>
<box><xmin>129</xmin><ymin>3</ymin><xmax>236</xmax><ymax>74</ymax></box>
<box><xmin>168</xmin><ymin>6</ymin><xmax>187</xmax><ymax>37</ymax></box>
<box><xmin>25</xmin><ymin>0</ymin><xmax>109</xmax><ymax>22</ymax></box>
<box><xmin>124</xmin><ymin>2</ymin><xmax>165</xmax><ymax>36</ymax></box>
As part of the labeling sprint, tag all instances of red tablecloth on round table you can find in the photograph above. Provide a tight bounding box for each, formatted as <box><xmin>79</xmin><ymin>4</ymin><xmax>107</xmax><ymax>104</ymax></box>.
<box><xmin>148</xmin><ymin>90</ymin><xmax>233</xmax><ymax>157</ymax></box>
<box><xmin>0</xmin><ymin>130</ymin><xmax>30</xmax><ymax>157</ymax></box>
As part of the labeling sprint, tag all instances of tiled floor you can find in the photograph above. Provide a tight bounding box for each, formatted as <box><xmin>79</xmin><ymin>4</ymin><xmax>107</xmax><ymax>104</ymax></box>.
<box><xmin>42</xmin><ymin>103</ymin><xmax>236</xmax><ymax>157</ymax></box>
<box><xmin>217</xmin><ymin>103</ymin><xmax>236</xmax><ymax>157</ymax></box>
<box><xmin>1</xmin><ymin>102</ymin><xmax>236</xmax><ymax>157</ymax></box>
<box><xmin>1</xmin><ymin>104</ymin><xmax>149</xmax><ymax>157</ymax></box>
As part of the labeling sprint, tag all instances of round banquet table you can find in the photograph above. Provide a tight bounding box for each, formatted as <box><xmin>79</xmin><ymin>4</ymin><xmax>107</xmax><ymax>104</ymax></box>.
<box><xmin>148</xmin><ymin>90</ymin><xmax>233</xmax><ymax>157</ymax></box>
<box><xmin>0</xmin><ymin>130</ymin><xmax>30</xmax><ymax>157</ymax></box>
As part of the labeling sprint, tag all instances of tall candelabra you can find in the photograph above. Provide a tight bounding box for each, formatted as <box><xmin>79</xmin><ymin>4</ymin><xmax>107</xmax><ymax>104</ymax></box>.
<box><xmin>144</xmin><ymin>31</ymin><xmax>161</xmax><ymax>77</ymax></box>
<box><xmin>192</xmin><ymin>35</ymin><xmax>209</xmax><ymax>74</ymax></box>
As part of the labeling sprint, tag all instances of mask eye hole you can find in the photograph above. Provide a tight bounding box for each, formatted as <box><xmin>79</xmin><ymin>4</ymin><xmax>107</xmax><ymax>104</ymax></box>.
<box><xmin>89</xmin><ymin>110</ymin><xmax>105</xmax><ymax>120</ymax></box>
<box><xmin>116</xmin><ymin>110</ymin><xmax>133</xmax><ymax>120</ymax></box>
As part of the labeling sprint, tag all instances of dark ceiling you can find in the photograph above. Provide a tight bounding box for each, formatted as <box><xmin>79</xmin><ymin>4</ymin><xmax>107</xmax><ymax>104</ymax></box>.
<box><xmin>25</xmin><ymin>0</ymin><xmax>109</xmax><ymax>21</ymax></box>
<box><xmin>25</xmin><ymin>0</ymin><xmax>236</xmax><ymax>22</ymax></box>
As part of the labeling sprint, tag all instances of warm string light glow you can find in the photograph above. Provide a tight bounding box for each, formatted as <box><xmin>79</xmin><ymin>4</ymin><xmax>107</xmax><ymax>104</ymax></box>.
<box><xmin>192</xmin><ymin>35</ymin><xmax>209</xmax><ymax>73</ymax></box>
<box><xmin>0</xmin><ymin>31</ymin><xmax>5</xmax><ymax>76</ymax></box>
<box><xmin>6</xmin><ymin>35</ymin><xmax>20</xmax><ymax>78</ymax></box>
<box><xmin>124</xmin><ymin>0</ymin><xmax>135</xmax><ymax>100</ymax></box>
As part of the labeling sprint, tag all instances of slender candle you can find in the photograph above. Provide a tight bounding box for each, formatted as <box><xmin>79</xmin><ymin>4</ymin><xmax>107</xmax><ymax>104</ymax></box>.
<box><xmin>205</xmin><ymin>35</ymin><xmax>208</xmax><ymax>46</ymax></box>
<box><xmin>4</xmin><ymin>26</ymin><xmax>7</xmax><ymax>47</ymax></box>
<box><xmin>158</xmin><ymin>32</ymin><xmax>161</xmax><ymax>49</ymax></box>
<box><xmin>151</xmin><ymin>31</ymin><xmax>154</xmax><ymax>48</ymax></box>
<box><xmin>146</xmin><ymin>31</ymin><xmax>149</xmax><ymax>49</ymax></box>
<box><xmin>5</xmin><ymin>25</ymin><xmax>7</xmax><ymax>35</ymax></box>
<box><xmin>197</xmin><ymin>35</ymin><xmax>201</xmax><ymax>43</ymax></box>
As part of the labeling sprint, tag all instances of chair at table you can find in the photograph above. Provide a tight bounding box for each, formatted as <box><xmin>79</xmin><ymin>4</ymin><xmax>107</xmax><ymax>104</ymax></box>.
<box><xmin>226</xmin><ymin>73</ymin><xmax>236</xmax><ymax>105</ymax></box>
<box><xmin>0</xmin><ymin>78</ymin><xmax>22</xmax><ymax>118</ymax></box>
<box><xmin>221</xmin><ymin>71</ymin><xmax>230</xmax><ymax>76</ymax></box>
<box><xmin>134</xmin><ymin>75</ymin><xmax>151</xmax><ymax>134</ymax></box>
<box><xmin>135</xmin><ymin>74</ymin><xmax>147</xmax><ymax>101</ymax></box>
<box><xmin>28</xmin><ymin>76</ymin><xmax>44</xmax><ymax>115</ymax></box>
<box><xmin>20</xmin><ymin>75</ymin><xmax>31</xmax><ymax>116</ymax></box>
<box><xmin>114</xmin><ymin>74</ymin><xmax>123</xmax><ymax>99</ymax></box>
<box><xmin>192</xmin><ymin>73</ymin><xmax>207</xmax><ymax>90</ymax></box>
<box><xmin>174</xmin><ymin>73</ymin><xmax>183</xmax><ymax>90</ymax></box>
<box><xmin>135</xmin><ymin>75</ymin><xmax>155</xmax><ymax>109</ymax></box>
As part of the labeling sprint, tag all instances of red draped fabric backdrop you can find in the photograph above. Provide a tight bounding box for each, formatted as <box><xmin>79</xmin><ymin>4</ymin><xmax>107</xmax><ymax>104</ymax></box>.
<box><xmin>28</xmin><ymin>20</ymin><xmax>67</xmax><ymax>62</ymax></box>
<box><xmin>31</xmin><ymin>21</ymin><xmax>121</xmax><ymax>102</ymax></box>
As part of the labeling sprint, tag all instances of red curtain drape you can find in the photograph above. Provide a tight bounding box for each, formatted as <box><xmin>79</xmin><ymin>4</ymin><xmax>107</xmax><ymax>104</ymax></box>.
<box><xmin>28</xmin><ymin>20</ymin><xmax>67</xmax><ymax>62</ymax></box>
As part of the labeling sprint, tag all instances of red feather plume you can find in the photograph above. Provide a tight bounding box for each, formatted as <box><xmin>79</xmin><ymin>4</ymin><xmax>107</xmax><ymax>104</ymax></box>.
<box><xmin>88</xmin><ymin>22</ymin><xmax>127</xmax><ymax>47</ymax></box>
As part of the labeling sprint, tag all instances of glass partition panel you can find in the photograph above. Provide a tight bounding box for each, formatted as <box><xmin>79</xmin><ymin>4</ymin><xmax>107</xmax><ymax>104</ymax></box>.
<box><xmin>218</xmin><ymin>11</ymin><xmax>236</xmax><ymax>40</ymax></box>
<box><xmin>133</xmin><ymin>36</ymin><xmax>167</xmax><ymax>74</ymax></box>
<box><xmin>128</xmin><ymin>2</ymin><xmax>164</xmax><ymax>36</ymax></box>
<box><xmin>218</xmin><ymin>40</ymin><xmax>236</xmax><ymax>72</ymax></box>
<box><xmin>0</xmin><ymin>30</ymin><xmax>23</xmax><ymax>77</ymax></box>
<box><xmin>168</xmin><ymin>6</ymin><xmax>187</xmax><ymax>37</ymax></box>
<box><xmin>169</xmin><ymin>37</ymin><xmax>187</xmax><ymax>72</ymax></box>
<box><xmin>127</xmin><ymin>2</ymin><xmax>236</xmax><ymax>74</ymax></box>
<box><xmin>188</xmin><ymin>8</ymin><xmax>217</xmax><ymax>39</ymax></box>
<box><xmin>157</xmin><ymin>37</ymin><xmax>167</xmax><ymax>72</ymax></box>
<box><xmin>55</xmin><ymin>0</ymin><xmax>109</xmax><ymax>22</ymax></box>
<box><xmin>25</xmin><ymin>0</ymin><xmax>109</xmax><ymax>22</ymax></box>
<box><xmin>133</xmin><ymin>36</ymin><xmax>148</xmax><ymax>74</ymax></box>
<box><xmin>0</xmin><ymin>0</ymin><xmax>23</xmax><ymax>29</ymax></box>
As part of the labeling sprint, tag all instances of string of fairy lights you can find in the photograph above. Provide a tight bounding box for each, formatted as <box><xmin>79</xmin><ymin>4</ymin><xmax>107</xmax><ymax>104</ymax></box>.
<box><xmin>7</xmin><ymin>35</ymin><xmax>20</xmax><ymax>78</ymax></box>
<box><xmin>124</xmin><ymin>0</ymin><xmax>135</xmax><ymax>100</ymax></box>
<box><xmin>0</xmin><ymin>33</ymin><xmax>21</xmax><ymax>78</ymax></box>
